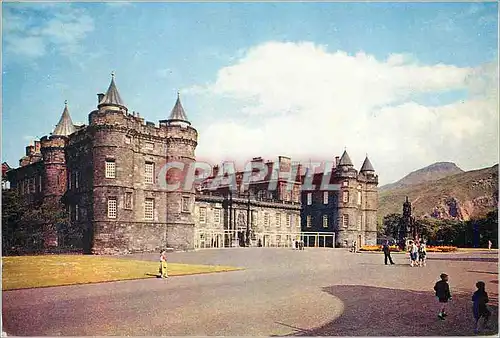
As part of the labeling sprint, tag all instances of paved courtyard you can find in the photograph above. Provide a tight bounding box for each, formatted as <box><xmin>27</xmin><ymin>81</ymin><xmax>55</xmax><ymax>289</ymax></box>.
<box><xmin>2</xmin><ymin>248</ymin><xmax>498</xmax><ymax>336</ymax></box>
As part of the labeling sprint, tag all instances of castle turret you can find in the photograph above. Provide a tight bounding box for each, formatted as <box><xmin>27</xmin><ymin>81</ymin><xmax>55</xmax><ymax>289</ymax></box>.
<box><xmin>40</xmin><ymin>101</ymin><xmax>75</xmax><ymax>247</ymax></box>
<box><xmin>97</xmin><ymin>72</ymin><xmax>127</xmax><ymax>112</ymax></box>
<box><xmin>359</xmin><ymin>155</ymin><xmax>378</xmax><ymax>246</ymax></box>
<box><xmin>160</xmin><ymin>93</ymin><xmax>198</xmax><ymax>250</ymax></box>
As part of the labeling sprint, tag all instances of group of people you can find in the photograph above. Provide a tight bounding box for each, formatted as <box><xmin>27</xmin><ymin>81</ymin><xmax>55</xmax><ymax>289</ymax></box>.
<box><xmin>407</xmin><ymin>240</ymin><xmax>427</xmax><ymax>267</ymax></box>
<box><xmin>434</xmin><ymin>273</ymin><xmax>491</xmax><ymax>334</ymax></box>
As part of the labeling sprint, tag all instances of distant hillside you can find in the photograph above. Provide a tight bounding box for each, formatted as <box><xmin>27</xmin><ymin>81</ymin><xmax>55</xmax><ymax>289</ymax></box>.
<box><xmin>379</xmin><ymin>162</ymin><xmax>464</xmax><ymax>192</ymax></box>
<box><xmin>378</xmin><ymin>164</ymin><xmax>498</xmax><ymax>222</ymax></box>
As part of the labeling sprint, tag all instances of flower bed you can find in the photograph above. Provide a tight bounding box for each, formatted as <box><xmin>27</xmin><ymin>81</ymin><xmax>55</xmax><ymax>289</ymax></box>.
<box><xmin>359</xmin><ymin>245</ymin><xmax>401</xmax><ymax>252</ymax></box>
<box><xmin>359</xmin><ymin>245</ymin><xmax>457</xmax><ymax>253</ymax></box>
<box><xmin>425</xmin><ymin>246</ymin><xmax>457</xmax><ymax>252</ymax></box>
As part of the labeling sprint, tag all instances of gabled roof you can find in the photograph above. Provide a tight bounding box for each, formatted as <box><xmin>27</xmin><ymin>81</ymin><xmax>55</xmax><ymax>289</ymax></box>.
<box><xmin>52</xmin><ymin>101</ymin><xmax>76</xmax><ymax>136</ymax></box>
<box><xmin>98</xmin><ymin>73</ymin><xmax>126</xmax><ymax>109</ymax></box>
<box><xmin>338</xmin><ymin>150</ymin><xmax>353</xmax><ymax>166</ymax></box>
<box><xmin>360</xmin><ymin>156</ymin><xmax>375</xmax><ymax>172</ymax></box>
<box><xmin>168</xmin><ymin>93</ymin><xmax>190</xmax><ymax>123</ymax></box>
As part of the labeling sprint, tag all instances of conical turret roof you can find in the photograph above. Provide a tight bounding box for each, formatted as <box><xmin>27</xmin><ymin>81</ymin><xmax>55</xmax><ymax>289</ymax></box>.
<box><xmin>338</xmin><ymin>150</ymin><xmax>353</xmax><ymax>166</ymax></box>
<box><xmin>360</xmin><ymin>156</ymin><xmax>375</xmax><ymax>172</ymax></box>
<box><xmin>52</xmin><ymin>101</ymin><xmax>76</xmax><ymax>136</ymax></box>
<box><xmin>98</xmin><ymin>73</ymin><xmax>126</xmax><ymax>110</ymax></box>
<box><xmin>164</xmin><ymin>92</ymin><xmax>190</xmax><ymax>125</ymax></box>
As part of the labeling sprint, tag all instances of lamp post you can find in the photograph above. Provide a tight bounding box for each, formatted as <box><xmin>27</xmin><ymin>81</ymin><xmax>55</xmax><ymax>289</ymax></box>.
<box><xmin>246</xmin><ymin>191</ymin><xmax>251</xmax><ymax>247</ymax></box>
<box><xmin>229</xmin><ymin>189</ymin><xmax>233</xmax><ymax>247</ymax></box>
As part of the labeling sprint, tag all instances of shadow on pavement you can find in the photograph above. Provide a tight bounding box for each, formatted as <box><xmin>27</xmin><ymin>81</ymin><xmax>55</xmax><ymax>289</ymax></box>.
<box><xmin>288</xmin><ymin>285</ymin><xmax>498</xmax><ymax>336</ymax></box>
<box><xmin>467</xmin><ymin>270</ymin><xmax>499</xmax><ymax>275</ymax></box>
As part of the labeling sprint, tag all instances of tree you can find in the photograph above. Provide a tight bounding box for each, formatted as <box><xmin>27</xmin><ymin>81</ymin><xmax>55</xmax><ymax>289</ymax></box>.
<box><xmin>382</xmin><ymin>213</ymin><xmax>402</xmax><ymax>239</ymax></box>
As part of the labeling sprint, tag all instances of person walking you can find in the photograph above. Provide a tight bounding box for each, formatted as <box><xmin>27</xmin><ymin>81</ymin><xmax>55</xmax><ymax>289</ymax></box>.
<box><xmin>409</xmin><ymin>241</ymin><xmax>419</xmax><ymax>267</ymax></box>
<box><xmin>383</xmin><ymin>240</ymin><xmax>395</xmax><ymax>265</ymax></box>
<box><xmin>472</xmin><ymin>281</ymin><xmax>491</xmax><ymax>334</ymax></box>
<box><xmin>159</xmin><ymin>250</ymin><xmax>168</xmax><ymax>279</ymax></box>
<box><xmin>418</xmin><ymin>241</ymin><xmax>427</xmax><ymax>267</ymax></box>
<box><xmin>434</xmin><ymin>273</ymin><xmax>452</xmax><ymax>320</ymax></box>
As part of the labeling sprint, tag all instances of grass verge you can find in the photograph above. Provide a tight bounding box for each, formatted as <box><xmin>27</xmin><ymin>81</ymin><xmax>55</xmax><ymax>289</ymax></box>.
<box><xmin>2</xmin><ymin>255</ymin><xmax>243</xmax><ymax>291</ymax></box>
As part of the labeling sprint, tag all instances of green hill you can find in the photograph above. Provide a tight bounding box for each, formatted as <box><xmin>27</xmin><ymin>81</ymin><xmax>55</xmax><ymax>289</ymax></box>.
<box><xmin>378</xmin><ymin>164</ymin><xmax>498</xmax><ymax>223</ymax></box>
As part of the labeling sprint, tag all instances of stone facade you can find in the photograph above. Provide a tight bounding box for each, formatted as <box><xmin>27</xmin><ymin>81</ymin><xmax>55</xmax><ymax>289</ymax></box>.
<box><xmin>6</xmin><ymin>75</ymin><xmax>378</xmax><ymax>254</ymax></box>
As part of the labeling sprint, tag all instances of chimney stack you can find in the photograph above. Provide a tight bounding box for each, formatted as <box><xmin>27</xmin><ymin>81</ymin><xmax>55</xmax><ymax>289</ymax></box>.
<box><xmin>335</xmin><ymin>156</ymin><xmax>340</xmax><ymax>167</ymax></box>
<box><xmin>97</xmin><ymin>93</ymin><xmax>105</xmax><ymax>104</ymax></box>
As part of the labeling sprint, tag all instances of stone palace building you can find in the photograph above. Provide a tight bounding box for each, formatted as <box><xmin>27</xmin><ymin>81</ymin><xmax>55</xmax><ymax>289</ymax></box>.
<box><xmin>6</xmin><ymin>75</ymin><xmax>378</xmax><ymax>254</ymax></box>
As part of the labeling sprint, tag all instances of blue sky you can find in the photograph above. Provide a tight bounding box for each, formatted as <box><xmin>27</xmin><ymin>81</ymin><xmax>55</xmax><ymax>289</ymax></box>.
<box><xmin>2</xmin><ymin>1</ymin><xmax>498</xmax><ymax>184</ymax></box>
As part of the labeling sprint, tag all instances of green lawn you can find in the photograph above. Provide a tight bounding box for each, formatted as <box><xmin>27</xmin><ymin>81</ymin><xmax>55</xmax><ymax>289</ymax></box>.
<box><xmin>2</xmin><ymin>255</ymin><xmax>243</xmax><ymax>291</ymax></box>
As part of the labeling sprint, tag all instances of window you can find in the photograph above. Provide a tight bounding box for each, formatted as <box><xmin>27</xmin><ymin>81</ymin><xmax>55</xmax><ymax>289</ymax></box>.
<box><xmin>105</xmin><ymin>160</ymin><xmax>116</xmax><ymax>179</ymax></box>
<box><xmin>144</xmin><ymin>142</ymin><xmax>154</xmax><ymax>150</ymax></box>
<box><xmin>107</xmin><ymin>198</ymin><xmax>117</xmax><ymax>218</ymax></box>
<box><xmin>357</xmin><ymin>215</ymin><xmax>362</xmax><ymax>230</ymax></box>
<box><xmin>30</xmin><ymin>177</ymin><xmax>35</xmax><ymax>193</ymax></box>
<box><xmin>343</xmin><ymin>191</ymin><xmax>349</xmax><ymax>203</ymax></box>
<box><xmin>342</xmin><ymin>214</ymin><xmax>349</xmax><ymax>228</ymax></box>
<box><xmin>38</xmin><ymin>175</ymin><xmax>42</xmax><ymax>192</ymax></box>
<box><xmin>145</xmin><ymin>162</ymin><xmax>154</xmax><ymax>184</ymax></box>
<box><xmin>295</xmin><ymin>215</ymin><xmax>300</xmax><ymax>228</ymax></box>
<box><xmin>125</xmin><ymin>192</ymin><xmax>133</xmax><ymax>209</ymax></box>
<box><xmin>323</xmin><ymin>191</ymin><xmax>328</xmax><ymax>204</ymax></box>
<box><xmin>75</xmin><ymin>204</ymin><xmax>79</xmax><ymax>221</ymax></box>
<box><xmin>75</xmin><ymin>171</ymin><xmax>79</xmax><ymax>189</ymax></box>
<box><xmin>286</xmin><ymin>214</ymin><xmax>291</xmax><ymax>227</ymax></box>
<box><xmin>125</xmin><ymin>135</ymin><xmax>131</xmax><ymax>144</ymax></box>
<box><xmin>357</xmin><ymin>191</ymin><xmax>362</xmax><ymax>205</ymax></box>
<box><xmin>323</xmin><ymin>215</ymin><xmax>328</xmax><ymax>228</ymax></box>
<box><xmin>307</xmin><ymin>192</ymin><xmax>312</xmax><ymax>205</ymax></box>
<box><xmin>264</xmin><ymin>213</ymin><xmax>270</xmax><ymax>227</ymax></box>
<box><xmin>181</xmin><ymin>196</ymin><xmax>190</xmax><ymax>212</ymax></box>
<box><xmin>214</xmin><ymin>209</ymin><xmax>221</xmax><ymax>224</ymax></box>
<box><xmin>306</xmin><ymin>215</ymin><xmax>312</xmax><ymax>228</ymax></box>
<box><xmin>199</xmin><ymin>207</ymin><xmax>207</xmax><ymax>223</ymax></box>
<box><xmin>68</xmin><ymin>172</ymin><xmax>72</xmax><ymax>190</ymax></box>
<box><xmin>276</xmin><ymin>213</ymin><xmax>281</xmax><ymax>227</ymax></box>
<box><xmin>68</xmin><ymin>205</ymin><xmax>72</xmax><ymax>221</ymax></box>
<box><xmin>145</xmin><ymin>198</ymin><xmax>154</xmax><ymax>220</ymax></box>
<box><xmin>342</xmin><ymin>180</ymin><xmax>349</xmax><ymax>187</ymax></box>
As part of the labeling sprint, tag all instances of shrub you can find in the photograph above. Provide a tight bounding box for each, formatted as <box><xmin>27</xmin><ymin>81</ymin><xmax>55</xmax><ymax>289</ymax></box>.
<box><xmin>426</xmin><ymin>246</ymin><xmax>457</xmax><ymax>252</ymax></box>
<box><xmin>359</xmin><ymin>245</ymin><xmax>401</xmax><ymax>252</ymax></box>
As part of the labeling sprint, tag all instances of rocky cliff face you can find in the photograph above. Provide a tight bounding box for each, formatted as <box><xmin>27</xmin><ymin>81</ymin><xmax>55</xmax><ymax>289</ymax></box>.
<box><xmin>379</xmin><ymin>164</ymin><xmax>498</xmax><ymax>222</ymax></box>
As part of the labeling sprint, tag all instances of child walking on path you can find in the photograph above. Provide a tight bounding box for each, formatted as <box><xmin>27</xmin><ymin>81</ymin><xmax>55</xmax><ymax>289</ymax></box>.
<box><xmin>434</xmin><ymin>273</ymin><xmax>452</xmax><ymax>320</ymax></box>
<box><xmin>418</xmin><ymin>242</ymin><xmax>427</xmax><ymax>267</ymax></box>
<box><xmin>472</xmin><ymin>281</ymin><xmax>491</xmax><ymax>334</ymax></box>
<box><xmin>159</xmin><ymin>250</ymin><xmax>168</xmax><ymax>279</ymax></box>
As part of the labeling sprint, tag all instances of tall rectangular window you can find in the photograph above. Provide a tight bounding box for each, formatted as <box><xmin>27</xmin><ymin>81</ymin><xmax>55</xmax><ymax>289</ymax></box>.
<box><xmin>307</xmin><ymin>192</ymin><xmax>312</xmax><ymax>205</ymax></box>
<box><xmin>144</xmin><ymin>198</ymin><xmax>154</xmax><ymax>220</ymax></box>
<box><xmin>68</xmin><ymin>172</ymin><xmax>72</xmax><ymax>190</ymax></box>
<box><xmin>286</xmin><ymin>214</ymin><xmax>291</xmax><ymax>227</ymax></box>
<box><xmin>357</xmin><ymin>215</ymin><xmax>362</xmax><ymax>230</ymax></box>
<box><xmin>68</xmin><ymin>205</ymin><xmax>72</xmax><ymax>221</ymax></box>
<box><xmin>75</xmin><ymin>204</ymin><xmax>79</xmax><ymax>221</ymax></box>
<box><xmin>264</xmin><ymin>213</ymin><xmax>269</xmax><ymax>227</ymax></box>
<box><xmin>343</xmin><ymin>191</ymin><xmax>349</xmax><ymax>203</ymax></box>
<box><xmin>30</xmin><ymin>177</ymin><xmax>35</xmax><ymax>193</ymax></box>
<box><xmin>214</xmin><ymin>209</ymin><xmax>221</xmax><ymax>224</ymax></box>
<box><xmin>75</xmin><ymin>171</ymin><xmax>79</xmax><ymax>189</ymax></box>
<box><xmin>145</xmin><ymin>162</ymin><xmax>154</xmax><ymax>184</ymax></box>
<box><xmin>323</xmin><ymin>215</ymin><xmax>328</xmax><ymax>228</ymax></box>
<box><xmin>342</xmin><ymin>214</ymin><xmax>349</xmax><ymax>228</ymax></box>
<box><xmin>357</xmin><ymin>191</ymin><xmax>362</xmax><ymax>205</ymax></box>
<box><xmin>306</xmin><ymin>215</ymin><xmax>312</xmax><ymax>228</ymax></box>
<box><xmin>105</xmin><ymin>160</ymin><xmax>116</xmax><ymax>179</ymax></box>
<box><xmin>199</xmin><ymin>207</ymin><xmax>207</xmax><ymax>223</ymax></box>
<box><xmin>275</xmin><ymin>213</ymin><xmax>281</xmax><ymax>227</ymax></box>
<box><xmin>181</xmin><ymin>196</ymin><xmax>190</xmax><ymax>212</ymax></box>
<box><xmin>107</xmin><ymin>198</ymin><xmax>117</xmax><ymax>219</ymax></box>
<box><xmin>323</xmin><ymin>191</ymin><xmax>329</xmax><ymax>204</ymax></box>
<box><xmin>38</xmin><ymin>175</ymin><xmax>42</xmax><ymax>192</ymax></box>
<box><xmin>124</xmin><ymin>192</ymin><xmax>133</xmax><ymax>209</ymax></box>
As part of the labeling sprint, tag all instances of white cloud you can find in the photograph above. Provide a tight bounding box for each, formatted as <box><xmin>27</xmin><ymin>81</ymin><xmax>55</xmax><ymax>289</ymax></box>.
<box><xmin>190</xmin><ymin>41</ymin><xmax>498</xmax><ymax>185</ymax></box>
<box><xmin>3</xmin><ymin>5</ymin><xmax>94</xmax><ymax>60</ymax></box>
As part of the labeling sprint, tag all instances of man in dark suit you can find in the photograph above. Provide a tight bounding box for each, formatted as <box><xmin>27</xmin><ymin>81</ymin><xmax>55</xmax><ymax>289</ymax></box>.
<box><xmin>383</xmin><ymin>240</ymin><xmax>395</xmax><ymax>265</ymax></box>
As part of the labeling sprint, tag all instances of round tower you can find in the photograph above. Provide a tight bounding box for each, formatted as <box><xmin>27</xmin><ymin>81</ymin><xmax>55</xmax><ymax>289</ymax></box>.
<box><xmin>160</xmin><ymin>92</ymin><xmax>198</xmax><ymax>251</ymax></box>
<box><xmin>359</xmin><ymin>155</ymin><xmax>378</xmax><ymax>246</ymax></box>
<box><xmin>40</xmin><ymin>101</ymin><xmax>76</xmax><ymax>247</ymax></box>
